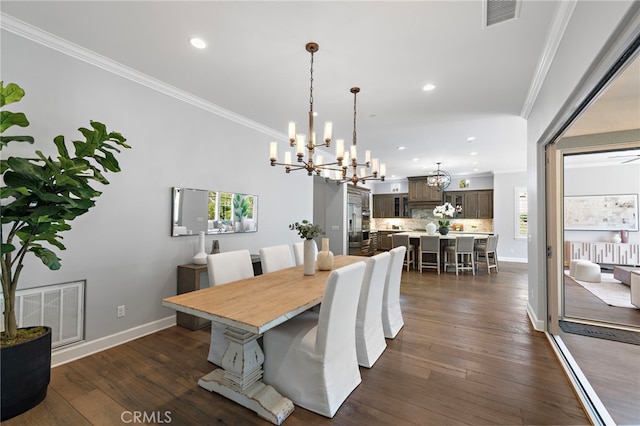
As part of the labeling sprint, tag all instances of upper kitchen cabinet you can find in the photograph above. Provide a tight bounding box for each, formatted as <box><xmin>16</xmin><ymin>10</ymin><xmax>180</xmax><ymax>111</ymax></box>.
<box><xmin>407</xmin><ymin>177</ymin><xmax>442</xmax><ymax>203</ymax></box>
<box><xmin>444</xmin><ymin>190</ymin><xmax>493</xmax><ymax>218</ymax></box>
<box><xmin>373</xmin><ymin>193</ymin><xmax>409</xmax><ymax>218</ymax></box>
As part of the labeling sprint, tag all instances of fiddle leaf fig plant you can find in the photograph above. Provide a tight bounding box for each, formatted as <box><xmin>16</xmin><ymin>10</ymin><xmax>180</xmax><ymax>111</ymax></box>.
<box><xmin>1</xmin><ymin>81</ymin><xmax>130</xmax><ymax>345</ymax></box>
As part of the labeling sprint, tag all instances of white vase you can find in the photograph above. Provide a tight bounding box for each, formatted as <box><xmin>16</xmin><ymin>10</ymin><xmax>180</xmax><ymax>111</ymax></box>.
<box><xmin>426</xmin><ymin>222</ymin><xmax>437</xmax><ymax>235</ymax></box>
<box><xmin>193</xmin><ymin>231</ymin><xmax>207</xmax><ymax>264</ymax></box>
<box><xmin>317</xmin><ymin>238</ymin><xmax>334</xmax><ymax>271</ymax></box>
<box><xmin>303</xmin><ymin>239</ymin><xmax>316</xmax><ymax>276</ymax></box>
<box><xmin>611</xmin><ymin>233</ymin><xmax>622</xmax><ymax>243</ymax></box>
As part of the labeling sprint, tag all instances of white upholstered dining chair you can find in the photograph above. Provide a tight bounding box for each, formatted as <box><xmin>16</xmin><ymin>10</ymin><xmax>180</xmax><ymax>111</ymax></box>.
<box><xmin>259</xmin><ymin>244</ymin><xmax>295</xmax><ymax>273</ymax></box>
<box><xmin>382</xmin><ymin>246</ymin><xmax>406</xmax><ymax>339</ymax></box>
<box><xmin>356</xmin><ymin>251</ymin><xmax>390</xmax><ymax>368</ymax></box>
<box><xmin>206</xmin><ymin>249</ymin><xmax>254</xmax><ymax>366</ymax></box>
<box><xmin>263</xmin><ymin>261</ymin><xmax>366</xmax><ymax>418</ymax></box>
<box><xmin>292</xmin><ymin>240</ymin><xmax>318</xmax><ymax>266</ymax></box>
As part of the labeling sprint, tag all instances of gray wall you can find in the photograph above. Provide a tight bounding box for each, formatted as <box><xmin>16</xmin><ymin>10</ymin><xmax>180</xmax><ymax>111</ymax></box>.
<box><xmin>564</xmin><ymin>164</ymin><xmax>640</xmax><ymax>244</ymax></box>
<box><xmin>494</xmin><ymin>171</ymin><xmax>528</xmax><ymax>262</ymax></box>
<box><xmin>2</xmin><ymin>30</ymin><xmax>312</xmax><ymax>342</ymax></box>
<box><xmin>526</xmin><ymin>1</ymin><xmax>637</xmax><ymax>330</ymax></box>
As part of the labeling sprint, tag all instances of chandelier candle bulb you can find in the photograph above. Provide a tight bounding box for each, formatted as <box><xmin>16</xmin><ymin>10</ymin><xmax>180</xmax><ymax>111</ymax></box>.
<box><xmin>270</xmin><ymin>142</ymin><xmax>278</xmax><ymax>162</ymax></box>
<box><xmin>380</xmin><ymin>163</ymin><xmax>387</xmax><ymax>177</ymax></box>
<box><xmin>324</xmin><ymin>122</ymin><xmax>333</xmax><ymax>142</ymax></box>
<box><xmin>336</xmin><ymin>139</ymin><xmax>345</xmax><ymax>160</ymax></box>
<box><xmin>351</xmin><ymin>145</ymin><xmax>357</xmax><ymax>162</ymax></box>
<box><xmin>365</xmin><ymin>150</ymin><xmax>371</xmax><ymax>164</ymax></box>
<box><xmin>284</xmin><ymin>152</ymin><xmax>292</xmax><ymax>166</ymax></box>
<box><xmin>288</xmin><ymin>122</ymin><xmax>296</xmax><ymax>144</ymax></box>
<box><xmin>316</xmin><ymin>155</ymin><xmax>323</xmax><ymax>166</ymax></box>
<box><xmin>372</xmin><ymin>158</ymin><xmax>379</xmax><ymax>174</ymax></box>
<box><xmin>296</xmin><ymin>134</ymin><xmax>305</xmax><ymax>157</ymax></box>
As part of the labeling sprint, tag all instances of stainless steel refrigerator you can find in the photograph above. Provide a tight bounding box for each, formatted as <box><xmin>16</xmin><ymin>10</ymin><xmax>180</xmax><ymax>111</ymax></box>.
<box><xmin>348</xmin><ymin>192</ymin><xmax>363</xmax><ymax>255</ymax></box>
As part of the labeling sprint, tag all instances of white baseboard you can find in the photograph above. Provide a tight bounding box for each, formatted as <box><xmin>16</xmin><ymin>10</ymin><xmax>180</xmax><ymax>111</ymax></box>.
<box><xmin>526</xmin><ymin>302</ymin><xmax>545</xmax><ymax>331</ymax></box>
<box><xmin>498</xmin><ymin>256</ymin><xmax>528</xmax><ymax>263</ymax></box>
<box><xmin>52</xmin><ymin>315</ymin><xmax>177</xmax><ymax>367</ymax></box>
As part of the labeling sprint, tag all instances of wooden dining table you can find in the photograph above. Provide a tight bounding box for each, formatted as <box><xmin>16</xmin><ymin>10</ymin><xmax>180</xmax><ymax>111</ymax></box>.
<box><xmin>162</xmin><ymin>255</ymin><xmax>366</xmax><ymax>425</ymax></box>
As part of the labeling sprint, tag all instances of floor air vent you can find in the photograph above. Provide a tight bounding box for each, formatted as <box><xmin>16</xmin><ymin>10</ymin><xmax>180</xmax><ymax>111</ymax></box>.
<box><xmin>484</xmin><ymin>0</ymin><xmax>520</xmax><ymax>27</ymax></box>
<box><xmin>0</xmin><ymin>281</ymin><xmax>84</xmax><ymax>348</ymax></box>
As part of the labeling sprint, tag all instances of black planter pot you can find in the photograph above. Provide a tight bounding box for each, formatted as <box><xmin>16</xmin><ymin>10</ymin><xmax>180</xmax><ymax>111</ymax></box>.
<box><xmin>439</xmin><ymin>226</ymin><xmax>450</xmax><ymax>235</ymax></box>
<box><xmin>1</xmin><ymin>326</ymin><xmax>52</xmax><ymax>421</ymax></box>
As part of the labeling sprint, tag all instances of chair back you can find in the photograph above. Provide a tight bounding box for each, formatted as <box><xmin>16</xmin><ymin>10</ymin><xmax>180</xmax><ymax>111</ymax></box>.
<box><xmin>292</xmin><ymin>240</ymin><xmax>318</xmax><ymax>266</ymax></box>
<box><xmin>382</xmin><ymin>246</ymin><xmax>406</xmax><ymax>338</ymax></box>
<box><xmin>206</xmin><ymin>249</ymin><xmax>254</xmax><ymax>286</ymax></box>
<box><xmin>260</xmin><ymin>244</ymin><xmax>295</xmax><ymax>273</ymax></box>
<box><xmin>292</xmin><ymin>241</ymin><xmax>304</xmax><ymax>266</ymax></box>
<box><xmin>356</xmin><ymin>252</ymin><xmax>390</xmax><ymax>367</ymax></box>
<box><xmin>455</xmin><ymin>236</ymin><xmax>475</xmax><ymax>253</ymax></box>
<box><xmin>486</xmin><ymin>235</ymin><xmax>498</xmax><ymax>251</ymax></box>
<box><xmin>392</xmin><ymin>234</ymin><xmax>410</xmax><ymax>249</ymax></box>
<box><xmin>315</xmin><ymin>262</ymin><xmax>366</xmax><ymax>359</ymax></box>
<box><xmin>420</xmin><ymin>235</ymin><xmax>440</xmax><ymax>252</ymax></box>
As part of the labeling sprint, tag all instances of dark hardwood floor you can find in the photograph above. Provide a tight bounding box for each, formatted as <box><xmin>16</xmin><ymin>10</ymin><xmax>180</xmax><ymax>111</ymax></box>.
<box><xmin>6</xmin><ymin>262</ymin><xmax>593</xmax><ymax>425</ymax></box>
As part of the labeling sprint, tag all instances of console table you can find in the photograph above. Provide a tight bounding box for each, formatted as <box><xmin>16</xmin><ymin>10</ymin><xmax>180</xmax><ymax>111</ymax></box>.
<box><xmin>567</xmin><ymin>241</ymin><xmax>640</xmax><ymax>266</ymax></box>
<box><xmin>176</xmin><ymin>255</ymin><xmax>262</xmax><ymax>330</ymax></box>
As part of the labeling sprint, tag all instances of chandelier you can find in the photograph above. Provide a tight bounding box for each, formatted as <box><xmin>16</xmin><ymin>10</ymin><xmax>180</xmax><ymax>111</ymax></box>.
<box><xmin>324</xmin><ymin>87</ymin><xmax>386</xmax><ymax>186</ymax></box>
<box><xmin>426</xmin><ymin>162</ymin><xmax>451</xmax><ymax>191</ymax></box>
<box><xmin>269</xmin><ymin>42</ymin><xmax>344</xmax><ymax>176</ymax></box>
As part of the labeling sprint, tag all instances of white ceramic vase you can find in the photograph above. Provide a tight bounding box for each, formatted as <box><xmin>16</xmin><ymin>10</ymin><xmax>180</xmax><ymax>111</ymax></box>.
<box><xmin>426</xmin><ymin>222</ymin><xmax>437</xmax><ymax>235</ymax></box>
<box><xmin>303</xmin><ymin>239</ymin><xmax>316</xmax><ymax>276</ymax></box>
<box><xmin>193</xmin><ymin>231</ymin><xmax>207</xmax><ymax>264</ymax></box>
<box><xmin>317</xmin><ymin>238</ymin><xmax>334</xmax><ymax>271</ymax></box>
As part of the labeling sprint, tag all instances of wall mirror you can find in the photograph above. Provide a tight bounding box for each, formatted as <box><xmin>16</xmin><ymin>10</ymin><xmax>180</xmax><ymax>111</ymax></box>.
<box><xmin>171</xmin><ymin>187</ymin><xmax>258</xmax><ymax>236</ymax></box>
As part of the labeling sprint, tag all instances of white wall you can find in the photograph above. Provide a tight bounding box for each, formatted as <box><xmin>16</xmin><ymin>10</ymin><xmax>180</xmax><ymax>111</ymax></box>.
<box><xmin>494</xmin><ymin>171</ymin><xmax>528</xmax><ymax>262</ymax></box>
<box><xmin>2</xmin><ymin>31</ymin><xmax>312</xmax><ymax>343</ymax></box>
<box><xmin>526</xmin><ymin>1</ymin><xmax>637</xmax><ymax>330</ymax></box>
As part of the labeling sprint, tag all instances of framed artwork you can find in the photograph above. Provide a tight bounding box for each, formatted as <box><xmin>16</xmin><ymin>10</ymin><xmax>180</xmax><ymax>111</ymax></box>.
<box><xmin>564</xmin><ymin>194</ymin><xmax>638</xmax><ymax>231</ymax></box>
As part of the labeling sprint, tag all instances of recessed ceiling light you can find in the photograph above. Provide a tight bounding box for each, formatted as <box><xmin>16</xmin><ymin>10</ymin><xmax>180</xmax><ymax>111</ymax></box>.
<box><xmin>470</xmin><ymin>152</ymin><xmax>478</xmax><ymax>156</ymax></box>
<box><xmin>398</xmin><ymin>146</ymin><xmax>405</xmax><ymax>150</ymax></box>
<box><xmin>189</xmin><ymin>37</ymin><xmax>207</xmax><ymax>49</ymax></box>
<box><xmin>422</xmin><ymin>83</ymin><xmax>436</xmax><ymax>91</ymax></box>
<box><xmin>467</xmin><ymin>136</ymin><xmax>475</xmax><ymax>142</ymax></box>
<box><xmin>413</xmin><ymin>158</ymin><xmax>419</xmax><ymax>162</ymax></box>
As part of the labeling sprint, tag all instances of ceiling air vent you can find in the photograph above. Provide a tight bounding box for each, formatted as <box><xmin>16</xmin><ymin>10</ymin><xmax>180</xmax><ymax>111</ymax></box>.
<box><xmin>484</xmin><ymin>0</ymin><xmax>520</xmax><ymax>27</ymax></box>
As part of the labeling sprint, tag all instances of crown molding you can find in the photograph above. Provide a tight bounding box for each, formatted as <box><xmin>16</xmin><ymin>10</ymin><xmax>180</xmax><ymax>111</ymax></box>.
<box><xmin>520</xmin><ymin>1</ymin><xmax>578</xmax><ymax>119</ymax></box>
<box><xmin>0</xmin><ymin>13</ymin><xmax>286</xmax><ymax>141</ymax></box>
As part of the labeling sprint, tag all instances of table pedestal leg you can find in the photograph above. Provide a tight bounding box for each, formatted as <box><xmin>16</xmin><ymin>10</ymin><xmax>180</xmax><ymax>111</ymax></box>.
<box><xmin>198</xmin><ymin>325</ymin><xmax>294</xmax><ymax>425</ymax></box>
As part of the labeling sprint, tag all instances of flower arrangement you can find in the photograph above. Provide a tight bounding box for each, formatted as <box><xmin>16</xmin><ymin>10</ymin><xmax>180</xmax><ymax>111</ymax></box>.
<box><xmin>289</xmin><ymin>220</ymin><xmax>323</xmax><ymax>240</ymax></box>
<box><xmin>433</xmin><ymin>202</ymin><xmax>456</xmax><ymax>227</ymax></box>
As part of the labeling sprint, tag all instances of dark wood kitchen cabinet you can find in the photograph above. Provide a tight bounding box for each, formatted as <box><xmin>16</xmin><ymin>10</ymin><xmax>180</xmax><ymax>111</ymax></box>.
<box><xmin>373</xmin><ymin>194</ymin><xmax>408</xmax><ymax>218</ymax></box>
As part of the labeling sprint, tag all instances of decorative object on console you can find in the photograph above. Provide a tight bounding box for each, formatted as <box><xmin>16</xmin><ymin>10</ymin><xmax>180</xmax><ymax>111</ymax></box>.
<box><xmin>612</xmin><ymin>233</ymin><xmax>622</xmax><ymax>243</ymax></box>
<box><xmin>621</xmin><ymin>230</ymin><xmax>629</xmax><ymax>243</ymax></box>
<box><xmin>323</xmin><ymin>87</ymin><xmax>386</xmax><ymax>186</ymax></box>
<box><xmin>193</xmin><ymin>231</ymin><xmax>207</xmax><ymax>265</ymax></box>
<box><xmin>433</xmin><ymin>202</ymin><xmax>455</xmax><ymax>234</ymax></box>
<box><xmin>290</xmin><ymin>220</ymin><xmax>323</xmax><ymax>276</ymax></box>
<box><xmin>317</xmin><ymin>238</ymin><xmax>334</xmax><ymax>271</ymax></box>
<box><xmin>426</xmin><ymin>222</ymin><xmax>437</xmax><ymax>235</ymax></box>
<box><xmin>210</xmin><ymin>240</ymin><xmax>220</xmax><ymax>254</ymax></box>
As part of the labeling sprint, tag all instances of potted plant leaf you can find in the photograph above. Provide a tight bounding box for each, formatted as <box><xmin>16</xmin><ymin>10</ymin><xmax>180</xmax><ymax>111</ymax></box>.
<box><xmin>0</xmin><ymin>81</ymin><xmax>130</xmax><ymax>420</ymax></box>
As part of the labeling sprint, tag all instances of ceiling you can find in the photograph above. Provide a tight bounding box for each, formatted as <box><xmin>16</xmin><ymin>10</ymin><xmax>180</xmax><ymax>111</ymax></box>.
<box><xmin>2</xmin><ymin>1</ymin><xmax>638</xmax><ymax>179</ymax></box>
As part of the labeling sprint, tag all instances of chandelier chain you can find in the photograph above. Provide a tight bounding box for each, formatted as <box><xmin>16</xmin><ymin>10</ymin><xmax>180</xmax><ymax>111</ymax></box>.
<box><xmin>352</xmin><ymin>89</ymin><xmax>357</xmax><ymax>146</ymax></box>
<box><xmin>309</xmin><ymin>50</ymin><xmax>314</xmax><ymax>113</ymax></box>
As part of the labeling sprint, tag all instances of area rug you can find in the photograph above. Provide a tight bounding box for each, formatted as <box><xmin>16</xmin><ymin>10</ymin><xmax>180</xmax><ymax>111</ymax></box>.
<box><xmin>566</xmin><ymin>272</ymin><xmax>637</xmax><ymax>309</ymax></box>
<box><xmin>560</xmin><ymin>320</ymin><xmax>640</xmax><ymax>346</ymax></box>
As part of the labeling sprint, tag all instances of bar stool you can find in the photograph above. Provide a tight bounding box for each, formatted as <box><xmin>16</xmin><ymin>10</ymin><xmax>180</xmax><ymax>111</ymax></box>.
<box><xmin>444</xmin><ymin>236</ymin><xmax>475</xmax><ymax>275</ymax></box>
<box><xmin>419</xmin><ymin>235</ymin><xmax>440</xmax><ymax>274</ymax></box>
